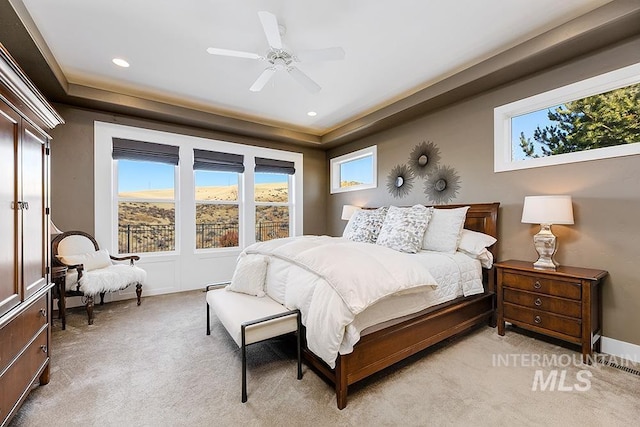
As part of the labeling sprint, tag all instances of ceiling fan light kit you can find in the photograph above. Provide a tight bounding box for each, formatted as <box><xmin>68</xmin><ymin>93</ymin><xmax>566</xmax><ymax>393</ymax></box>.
<box><xmin>207</xmin><ymin>11</ymin><xmax>345</xmax><ymax>94</ymax></box>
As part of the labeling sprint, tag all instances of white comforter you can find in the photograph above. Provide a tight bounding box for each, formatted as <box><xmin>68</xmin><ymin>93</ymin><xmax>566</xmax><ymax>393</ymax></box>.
<box><xmin>245</xmin><ymin>236</ymin><xmax>439</xmax><ymax>368</ymax></box>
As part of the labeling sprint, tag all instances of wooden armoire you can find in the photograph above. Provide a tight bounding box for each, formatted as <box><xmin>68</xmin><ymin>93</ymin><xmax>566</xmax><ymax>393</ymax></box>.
<box><xmin>0</xmin><ymin>44</ymin><xmax>64</xmax><ymax>426</ymax></box>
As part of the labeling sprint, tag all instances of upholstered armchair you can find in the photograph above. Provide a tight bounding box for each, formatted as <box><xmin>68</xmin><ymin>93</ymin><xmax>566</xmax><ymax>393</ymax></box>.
<box><xmin>52</xmin><ymin>230</ymin><xmax>146</xmax><ymax>327</ymax></box>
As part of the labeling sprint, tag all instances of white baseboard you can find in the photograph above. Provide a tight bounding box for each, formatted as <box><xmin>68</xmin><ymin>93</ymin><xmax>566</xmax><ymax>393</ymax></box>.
<box><xmin>601</xmin><ymin>336</ymin><xmax>640</xmax><ymax>363</ymax></box>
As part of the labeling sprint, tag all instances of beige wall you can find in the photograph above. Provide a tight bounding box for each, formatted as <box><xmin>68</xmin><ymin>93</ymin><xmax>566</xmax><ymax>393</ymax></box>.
<box><xmin>49</xmin><ymin>104</ymin><xmax>327</xmax><ymax>236</ymax></box>
<box><xmin>327</xmin><ymin>37</ymin><xmax>640</xmax><ymax>346</ymax></box>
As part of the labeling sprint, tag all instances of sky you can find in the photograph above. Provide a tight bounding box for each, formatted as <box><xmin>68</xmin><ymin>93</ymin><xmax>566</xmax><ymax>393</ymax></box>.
<box><xmin>118</xmin><ymin>160</ymin><xmax>287</xmax><ymax>192</ymax></box>
<box><xmin>340</xmin><ymin>156</ymin><xmax>373</xmax><ymax>184</ymax></box>
<box><xmin>510</xmin><ymin>106</ymin><xmax>560</xmax><ymax>161</ymax></box>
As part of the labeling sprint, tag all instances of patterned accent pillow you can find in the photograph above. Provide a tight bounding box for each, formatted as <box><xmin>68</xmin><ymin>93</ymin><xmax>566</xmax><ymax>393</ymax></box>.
<box><xmin>376</xmin><ymin>205</ymin><xmax>432</xmax><ymax>253</ymax></box>
<box><xmin>343</xmin><ymin>207</ymin><xmax>388</xmax><ymax>243</ymax></box>
<box><xmin>422</xmin><ymin>206</ymin><xmax>470</xmax><ymax>253</ymax></box>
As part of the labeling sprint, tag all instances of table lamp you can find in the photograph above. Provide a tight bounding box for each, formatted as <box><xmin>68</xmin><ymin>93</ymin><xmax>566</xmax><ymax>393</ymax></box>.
<box><xmin>521</xmin><ymin>195</ymin><xmax>574</xmax><ymax>270</ymax></box>
<box><xmin>341</xmin><ymin>205</ymin><xmax>360</xmax><ymax>221</ymax></box>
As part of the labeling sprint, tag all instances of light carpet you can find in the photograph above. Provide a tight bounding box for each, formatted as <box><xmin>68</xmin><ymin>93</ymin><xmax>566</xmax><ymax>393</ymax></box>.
<box><xmin>10</xmin><ymin>290</ymin><xmax>639</xmax><ymax>426</ymax></box>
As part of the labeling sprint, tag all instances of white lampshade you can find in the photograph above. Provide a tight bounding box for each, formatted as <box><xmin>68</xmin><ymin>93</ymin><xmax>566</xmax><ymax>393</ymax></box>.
<box><xmin>341</xmin><ymin>205</ymin><xmax>360</xmax><ymax>221</ymax></box>
<box><xmin>521</xmin><ymin>195</ymin><xmax>574</xmax><ymax>225</ymax></box>
<box><xmin>49</xmin><ymin>219</ymin><xmax>64</xmax><ymax>235</ymax></box>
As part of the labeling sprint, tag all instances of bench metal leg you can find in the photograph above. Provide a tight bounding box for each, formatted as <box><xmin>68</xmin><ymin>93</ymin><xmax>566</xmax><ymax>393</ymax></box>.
<box><xmin>297</xmin><ymin>312</ymin><xmax>302</xmax><ymax>380</ymax></box>
<box><xmin>206</xmin><ymin>302</ymin><xmax>211</xmax><ymax>336</ymax></box>
<box><xmin>241</xmin><ymin>326</ymin><xmax>248</xmax><ymax>403</ymax></box>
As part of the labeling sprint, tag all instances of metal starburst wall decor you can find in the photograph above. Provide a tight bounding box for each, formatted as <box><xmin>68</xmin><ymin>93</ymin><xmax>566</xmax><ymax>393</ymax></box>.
<box><xmin>424</xmin><ymin>165</ymin><xmax>461</xmax><ymax>204</ymax></box>
<box><xmin>386</xmin><ymin>164</ymin><xmax>414</xmax><ymax>198</ymax></box>
<box><xmin>408</xmin><ymin>141</ymin><xmax>441</xmax><ymax>178</ymax></box>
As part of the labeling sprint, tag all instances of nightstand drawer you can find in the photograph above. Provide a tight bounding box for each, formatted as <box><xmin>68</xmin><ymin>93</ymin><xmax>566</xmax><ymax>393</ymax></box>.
<box><xmin>504</xmin><ymin>303</ymin><xmax>582</xmax><ymax>338</ymax></box>
<box><xmin>503</xmin><ymin>288</ymin><xmax>581</xmax><ymax>318</ymax></box>
<box><xmin>502</xmin><ymin>271</ymin><xmax>581</xmax><ymax>300</ymax></box>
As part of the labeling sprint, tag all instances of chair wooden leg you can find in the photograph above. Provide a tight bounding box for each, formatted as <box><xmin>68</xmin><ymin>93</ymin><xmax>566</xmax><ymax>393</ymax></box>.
<box><xmin>99</xmin><ymin>292</ymin><xmax>105</xmax><ymax>305</ymax></box>
<box><xmin>86</xmin><ymin>295</ymin><xmax>94</xmax><ymax>325</ymax></box>
<box><xmin>136</xmin><ymin>283</ymin><xmax>142</xmax><ymax>306</ymax></box>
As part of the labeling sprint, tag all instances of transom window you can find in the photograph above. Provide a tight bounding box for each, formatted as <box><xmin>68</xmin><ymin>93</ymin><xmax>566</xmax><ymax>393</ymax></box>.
<box><xmin>330</xmin><ymin>146</ymin><xmax>377</xmax><ymax>193</ymax></box>
<box><xmin>494</xmin><ymin>63</ymin><xmax>640</xmax><ymax>172</ymax></box>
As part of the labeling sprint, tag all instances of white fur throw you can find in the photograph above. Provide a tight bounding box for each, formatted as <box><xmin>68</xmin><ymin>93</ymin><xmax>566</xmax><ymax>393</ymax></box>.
<box><xmin>74</xmin><ymin>264</ymin><xmax>146</xmax><ymax>295</ymax></box>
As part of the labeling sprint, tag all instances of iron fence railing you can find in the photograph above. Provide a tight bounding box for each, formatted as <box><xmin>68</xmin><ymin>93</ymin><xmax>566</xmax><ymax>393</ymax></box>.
<box><xmin>255</xmin><ymin>221</ymin><xmax>289</xmax><ymax>242</ymax></box>
<box><xmin>118</xmin><ymin>221</ymin><xmax>289</xmax><ymax>253</ymax></box>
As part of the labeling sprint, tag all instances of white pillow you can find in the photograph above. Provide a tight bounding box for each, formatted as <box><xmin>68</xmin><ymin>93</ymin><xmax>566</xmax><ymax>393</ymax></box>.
<box><xmin>376</xmin><ymin>205</ymin><xmax>431</xmax><ymax>253</ymax></box>
<box><xmin>227</xmin><ymin>254</ymin><xmax>268</xmax><ymax>297</ymax></box>
<box><xmin>343</xmin><ymin>207</ymin><xmax>388</xmax><ymax>243</ymax></box>
<box><xmin>422</xmin><ymin>206</ymin><xmax>470</xmax><ymax>253</ymax></box>
<box><xmin>58</xmin><ymin>249</ymin><xmax>112</xmax><ymax>271</ymax></box>
<box><xmin>458</xmin><ymin>229</ymin><xmax>497</xmax><ymax>256</ymax></box>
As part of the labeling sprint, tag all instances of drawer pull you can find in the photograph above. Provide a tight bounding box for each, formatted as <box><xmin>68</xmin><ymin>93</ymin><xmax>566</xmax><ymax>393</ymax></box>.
<box><xmin>534</xmin><ymin>316</ymin><xmax>542</xmax><ymax>324</ymax></box>
<box><xmin>40</xmin><ymin>345</ymin><xmax>48</xmax><ymax>353</ymax></box>
<box><xmin>534</xmin><ymin>298</ymin><xmax>542</xmax><ymax>307</ymax></box>
<box><xmin>534</xmin><ymin>281</ymin><xmax>541</xmax><ymax>289</ymax></box>
<box><xmin>39</xmin><ymin>308</ymin><xmax>47</xmax><ymax>317</ymax></box>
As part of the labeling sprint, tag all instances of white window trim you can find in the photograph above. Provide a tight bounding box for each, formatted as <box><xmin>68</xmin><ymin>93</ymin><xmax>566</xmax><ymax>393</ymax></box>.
<box><xmin>94</xmin><ymin>121</ymin><xmax>303</xmax><ymax>260</ymax></box>
<box><xmin>494</xmin><ymin>62</ymin><xmax>640</xmax><ymax>172</ymax></box>
<box><xmin>330</xmin><ymin>145</ymin><xmax>377</xmax><ymax>193</ymax></box>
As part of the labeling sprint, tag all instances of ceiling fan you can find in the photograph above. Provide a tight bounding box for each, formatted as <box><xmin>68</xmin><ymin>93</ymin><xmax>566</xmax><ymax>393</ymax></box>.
<box><xmin>206</xmin><ymin>11</ymin><xmax>345</xmax><ymax>93</ymax></box>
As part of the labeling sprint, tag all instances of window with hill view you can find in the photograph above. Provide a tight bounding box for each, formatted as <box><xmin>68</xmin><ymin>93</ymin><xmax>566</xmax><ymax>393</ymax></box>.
<box><xmin>255</xmin><ymin>172</ymin><xmax>289</xmax><ymax>242</ymax></box>
<box><xmin>195</xmin><ymin>170</ymin><xmax>239</xmax><ymax>249</ymax></box>
<box><xmin>118</xmin><ymin>159</ymin><xmax>176</xmax><ymax>253</ymax></box>
<box><xmin>330</xmin><ymin>145</ymin><xmax>377</xmax><ymax>193</ymax></box>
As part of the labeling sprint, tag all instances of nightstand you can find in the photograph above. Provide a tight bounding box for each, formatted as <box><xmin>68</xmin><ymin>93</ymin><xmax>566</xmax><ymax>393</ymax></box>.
<box><xmin>495</xmin><ymin>260</ymin><xmax>607</xmax><ymax>363</ymax></box>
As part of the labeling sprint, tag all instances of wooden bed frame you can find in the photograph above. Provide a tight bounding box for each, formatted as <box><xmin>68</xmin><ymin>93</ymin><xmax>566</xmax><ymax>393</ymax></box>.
<box><xmin>302</xmin><ymin>202</ymin><xmax>500</xmax><ymax>409</ymax></box>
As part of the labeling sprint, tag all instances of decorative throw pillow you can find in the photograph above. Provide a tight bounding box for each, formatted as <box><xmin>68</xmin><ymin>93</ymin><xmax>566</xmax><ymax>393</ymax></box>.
<box><xmin>227</xmin><ymin>254</ymin><xmax>268</xmax><ymax>297</ymax></box>
<box><xmin>422</xmin><ymin>206</ymin><xmax>470</xmax><ymax>253</ymax></box>
<box><xmin>458</xmin><ymin>229</ymin><xmax>497</xmax><ymax>257</ymax></box>
<box><xmin>343</xmin><ymin>207</ymin><xmax>388</xmax><ymax>243</ymax></box>
<box><xmin>376</xmin><ymin>205</ymin><xmax>431</xmax><ymax>253</ymax></box>
<box><xmin>58</xmin><ymin>249</ymin><xmax>112</xmax><ymax>271</ymax></box>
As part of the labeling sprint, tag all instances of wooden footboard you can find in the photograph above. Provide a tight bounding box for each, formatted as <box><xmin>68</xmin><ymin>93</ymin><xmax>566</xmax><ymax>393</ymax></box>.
<box><xmin>302</xmin><ymin>202</ymin><xmax>499</xmax><ymax>409</ymax></box>
<box><xmin>303</xmin><ymin>292</ymin><xmax>494</xmax><ymax>409</ymax></box>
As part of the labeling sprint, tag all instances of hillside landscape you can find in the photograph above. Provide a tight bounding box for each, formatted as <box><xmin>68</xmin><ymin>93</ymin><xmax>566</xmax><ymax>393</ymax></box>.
<box><xmin>118</xmin><ymin>183</ymin><xmax>289</xmax><ymax>252</ymax></box>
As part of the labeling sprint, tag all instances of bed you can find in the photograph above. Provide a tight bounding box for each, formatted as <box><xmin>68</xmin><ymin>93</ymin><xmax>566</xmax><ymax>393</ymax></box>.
<box><xmin>233</xmin><ymin>202</ymin><xmax>499</xmax><ymax>409</ymax></box>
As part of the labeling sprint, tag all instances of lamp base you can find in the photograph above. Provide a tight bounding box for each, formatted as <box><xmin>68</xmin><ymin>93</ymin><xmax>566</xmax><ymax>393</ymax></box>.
<box><xmin>532</xmin><ymin>224</ymin><xmax>559</xmax><ymax>270</ymax></box>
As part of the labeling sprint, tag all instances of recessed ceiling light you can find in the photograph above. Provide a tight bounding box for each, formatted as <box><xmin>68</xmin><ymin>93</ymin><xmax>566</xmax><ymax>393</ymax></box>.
<box><xmin>112</xmin><ymin>58</ymin><xmax>130</xmax><ymax>68</ymax></box>
<box><xmin>307</xmin><ymin>111</ymin><xmax>317</xmax><ymax>117</ymax></box>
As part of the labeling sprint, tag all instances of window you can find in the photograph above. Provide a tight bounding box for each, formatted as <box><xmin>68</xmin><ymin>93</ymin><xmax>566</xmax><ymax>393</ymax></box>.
<box><xmin>255</xmin><ymin>158</ymin><xmax>293</xmax><ymax>242</ymax></box>
<box><xmin>193</xmin><ymin>150</ymin><xmax>243</xmax><ymax>249</ymax></box>
<box><xmin>330</xmin><ymin>146</ymin><xmax>377</xmax><ymax>193</ymax></box>
<box><xmin>494</xmin><ymin>63</ymin><xmax>640</xmax><ymax>172</ymax></box>
<box><xmin>95</xmin><ymin>122</ymin><xmax>303</xmax><ymax>297</ymax></box>
<box><xmin>113</xmin><ymin>139</ymin><xmax>178</xmax><ymax>254</ymax></box>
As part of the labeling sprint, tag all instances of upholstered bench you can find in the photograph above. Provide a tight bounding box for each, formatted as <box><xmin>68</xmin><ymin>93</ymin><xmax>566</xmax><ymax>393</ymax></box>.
<box><xmin>205</xmin><ymin>283</ymin><xmax>302</xmax><ymax>402</ymax></box>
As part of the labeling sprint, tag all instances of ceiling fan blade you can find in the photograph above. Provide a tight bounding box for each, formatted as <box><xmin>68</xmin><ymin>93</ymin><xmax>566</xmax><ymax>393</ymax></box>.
<box><xmin>288</xmin><ymin>67</ymin><xmax>321</xmax><ymax>94</ymax></box>
<box><xmin>258</xmin><ymin>11</ymin><xmax>282</xmax><ymax>49</ymax></box>
<box><xmin>206</xmin><ymin>47</ymin><xmax>261</xmax><ymax>60</ymax></box>
<box><xmin>296</xmin><ymin>47</ymin><xmax>346</xmax><ymax>63</ymax></box>
<box><xmin>250</xmin><ymin>68</ymin><xmax>276</xmax><ymax>92</ymax></box>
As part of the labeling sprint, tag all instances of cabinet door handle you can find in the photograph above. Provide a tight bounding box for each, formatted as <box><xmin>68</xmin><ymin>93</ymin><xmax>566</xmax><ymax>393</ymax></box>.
<box><xmin>23</xmin><ymin>201</ymin><xmax>29</xmax><ymax>210</ymax></box>
<box><xmin>39</xmin><ymin>308</ymin><xmax>47</xmax><ymax>317</ymax></box>
<box><xmin>534</xmin><ymin>315</ymin><xmax>542</xmax><ymax>324</ymax></box>
<box><xmin>40</xmin><ymin>345</ymin><xmax>48</xmax><ymax>353</ymax></box>
<box><xmin>533</xmin><ymin>281</ymin><xmax>541</xmax><ymax>289</ymax></box>
<box><xmin>534</xmin><ymin>298</ymin><xmax>542</xmax><ymax>307</ymax></box>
